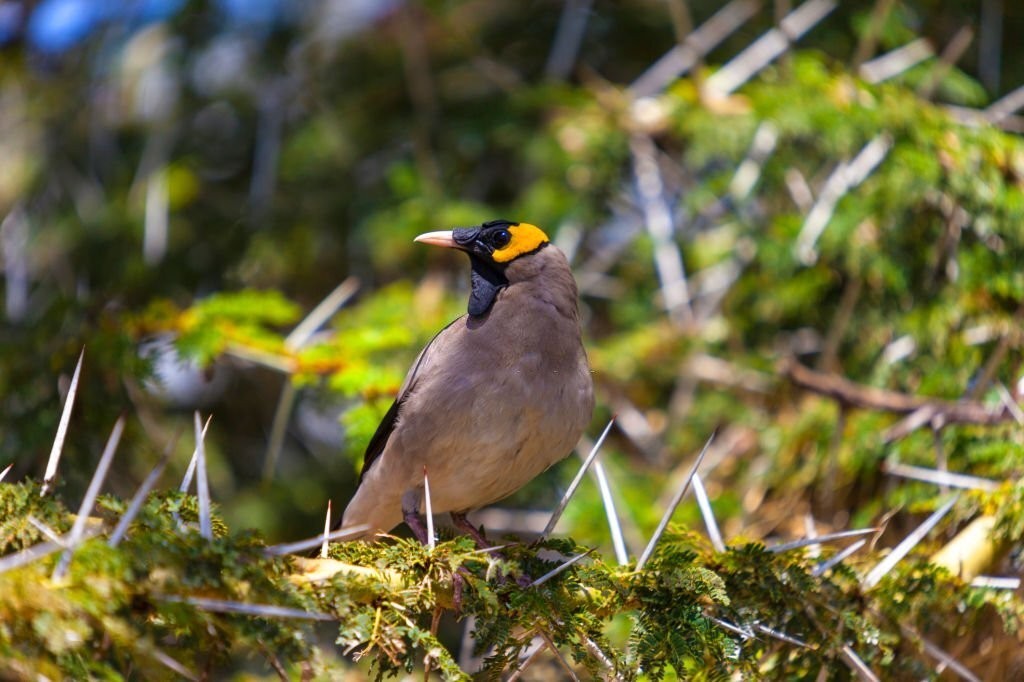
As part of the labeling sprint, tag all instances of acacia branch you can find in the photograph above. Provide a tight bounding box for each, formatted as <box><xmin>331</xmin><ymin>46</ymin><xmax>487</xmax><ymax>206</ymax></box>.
<box><xmin>779</xmin><ymin>359</ymin><xmax>1013</xmax><ymax>439</ymax></box>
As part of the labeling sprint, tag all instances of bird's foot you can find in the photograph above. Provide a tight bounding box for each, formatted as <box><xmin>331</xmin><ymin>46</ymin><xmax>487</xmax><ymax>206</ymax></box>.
<box><xmin>403</xmin><ymin>508</ymin><xmax>430</xmax><ymax>545</ymax></box>
<box><xmin>450</xmin><ymin>510</ymin><xmax>490</xmax><ymax>549</ymax></box>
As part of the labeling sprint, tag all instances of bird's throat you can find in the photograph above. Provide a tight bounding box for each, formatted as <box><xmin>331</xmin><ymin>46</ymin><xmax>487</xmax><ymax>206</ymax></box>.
<box><xmin>467</xmin><ymin>256</ymin><xmax>508</xmax><ymax>316</ymax></box>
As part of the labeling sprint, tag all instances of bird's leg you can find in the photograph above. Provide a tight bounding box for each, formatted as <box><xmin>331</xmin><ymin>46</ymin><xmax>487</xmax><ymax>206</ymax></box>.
<box><xmin>450</xmin><ymin>510</ymin><xmax>490</xmax><ymax>549</ymax></box>
<box><xmin>452</xmin><ymin>569</ymin><xmax>465</xmax><ymax>613</ymax></box>
<box><xmin>401</xmin><ymin>489</ymin><xmax>430</xmax><ymax>545</ymax></box>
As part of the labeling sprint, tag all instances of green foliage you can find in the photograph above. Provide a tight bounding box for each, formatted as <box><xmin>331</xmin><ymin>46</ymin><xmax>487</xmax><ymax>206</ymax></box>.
<box><xmin>0</xmin><ymin>483</ymin><xmax>69</xmax><ymax>554</ymax></box>
<box><xmin>138</xmin><ymin>290</ymin><xmax>301</xmax><ymax>366</ymax></box>
<box><xmin>4</xmin><ymin>0</ymin><xmax>1024</xmax><ymax>678</ymax></box>
<box><xmin>0</xmin><ymin>483</ymin><xmax>315</xmax><ymax>679</ymax></box>
<box><xmin>5</xmin><ymin>484</ymin><xmax>1016</xmax><ymax>679</ymax></box>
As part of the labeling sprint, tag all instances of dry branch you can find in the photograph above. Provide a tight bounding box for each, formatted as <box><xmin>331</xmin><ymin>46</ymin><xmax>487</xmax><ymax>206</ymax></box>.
<box><xmin>780</xmin><ymin>359</ymin><xmax>1014</xmax><ymax>439</ymax></box>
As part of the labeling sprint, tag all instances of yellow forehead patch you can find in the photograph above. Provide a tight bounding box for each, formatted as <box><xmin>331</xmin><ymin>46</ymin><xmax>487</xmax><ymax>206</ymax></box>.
<box><xmin>492</xmin><ymin>223</ymin><xmax>550</xmax><ymax>263</ymax></box>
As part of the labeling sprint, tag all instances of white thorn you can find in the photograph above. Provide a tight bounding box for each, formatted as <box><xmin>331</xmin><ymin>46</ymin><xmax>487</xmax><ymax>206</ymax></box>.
<box><xmin>321</xmin><ymin>500</ymin><xmax>332</xmax><ymax>558</ymax></box>
<box><xmin>542</xmin><ymin>417</ymin><xmax>616</xmax><ymax>539</ymax></box>
<box><xmin>194</xmin><ymin>412</ymin><xmax>213</xmax><ymax>540</ymax></box>
<box><xmin>637</xmin><ymin>432</ymin><xmax>715</xmax><ymax>570</ymax></box>
<box><xmin>53</xmin><ymin>415</ymin><xmax>125</xmax><ymax>580</ymax></box>
<box><xmin>41</xmin><ymin>348</ymin><xmax>84</xmax><ymax>496</ymax></box>
<box><xmin>423</xmin><ymin>467</ymin><xmax>435</xmax><ymax>550</ymax></box>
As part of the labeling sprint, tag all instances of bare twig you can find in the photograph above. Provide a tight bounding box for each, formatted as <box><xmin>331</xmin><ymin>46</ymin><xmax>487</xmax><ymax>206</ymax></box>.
<box><xmin>608</xmin><ymin>397</ymin><xmax>660</xmax><ymax>460</ymax></box>
<box><xmin>996</xmin><ymin>382</ymin><xmax>1024</xmax><ymax>425</ymax></box>
<box><xmin>263</xmin><ymin>524</ymin><xmax>369</xmax><ymax>556</ymax></box>
<box><xmin>630</xmin><ymin>0</ymin><xmax>760</xmax><ymax>97</ymax></box>
<box><xmin>785</xmin><ymin>167</ymin><xmax>815</xmax><ymax>212</ymax></box>
<box><xmin>812</xmin><ymin>539</ymin><xmax>867</xmax><ymax>576</ymax></box>
<box><xmin>883</xmin><ymin>406</ymin><xmax>943</xmax><ymax>443</ymax></box>
<box><xmin>709</xmin><ymin>615</ymin><xmax>754</xmax><ymax>639</ymax></box>
<box><xmin>631</xmin><ymin>134</ymin><xmax>694</xmax><ymax>326</ymax></box>
<box><xmin>544</xmin><ymin>0</ymin><xmax>593</xmax><ymax>80</ymax></box>
<box><xmin>506</xmin><ymin>638</ymin><xmax>548</xmax><ymax>682</ymax></box>
<box><xmin>538</xmin><ymin>631</ymin><xmax>580</xmax><ymax>682</ymax></box>
<box><xmin>851</xmin><ymin>0</ymin><xmax>897</xmax><ymax>69</ymax></box>
<box><xmin>863</xmin><ymin>496</ymin><xmax>958</xmax><ymax>588</ymax></box>
<box><xmin>756</xmin><ymin>624</ymin><xmax>809</xmax><ymax>647</ymax></box>
<box><xmin>859</xmin><ymin>39</ymin><xmax>933</xmax><ymax>84</ymax></box>
<box><xmin>41</xmin><ymin>348</ymin><xmax>85</xmax><ymax>497</ymax></box>
<box><xmin>682</xmin><ymin>354</ymin><xmax>773</xmax><ymax>394</ymax></box>
<box><xmin>530</xmin><ymin>548</ymin><xmax>595</xmax><ymax>587</ymax></box>
<box><xmin>149</xmin><ymin>646</ymin><xmax>200</xmax><ymax>681</ymax></box>
<box><xmin>840</xmin><ymin>645</ymin><xmax>881</xmax><ymax>682</ymax></box>
<box><xmin>705</xmin><ymin>0</ymin><xmax>837</xmax><ymax>96</ymax></box>
<box><xmin>781</xmin><ymin>359</ymin><xmax>1015</xmax><ymax>438</ymax></box>
<box><xmin>541</xmin><ymin>417</ymin><xmax>616</xmax><ymax>539</ymax></box>
<box><xmin>0</xmin><ymin>536</ymin><xmax>79</xmax><ymax>574</ymax></box>
<box><xmin>970</xmin><ymin>575</ymin><xmax>1020</xmax><ymax>590</ymax></box>
<box><xmin>53</xmin><ymin>416</ymin><xmax>125</xmax><ymax>580</ymax></box>
<box><xmin>258</xmin><ymin>640</ymin><xmax>290</xmax><ymax>682</ymax></box>
<box><xmin>729</xmin><ymin>122</ymin><xmax>779</xmax><ymax>201</ymax></box>
<box><xmin>583</xmin><ymin>636</ymin><xmax>622</xmax><ymax>681</ymax></box>
<box><xmin>161</xmin><ymin>595</ymin><xmax>334</xmax><ymax>621</ymax></box>
<box><xmin>901</xmin><ymin>625</ymin><xmax>982</xmax><ymax>682</ymax></box>
<box><xmin>26</xmin><ymin>516</ymin><xmax>65</xmax><ymax>546</ymax></box>
<box><xmin>263</xmin><ymin>382</ymin><xmax>297</xmax><ymax>483</ymax></box>
<box><xmin>263</xmin><ymin>277</ymin><xmax>360</xmax><ymax>483</ymax></box>
<box><xmin>965</xmin><ymin>304</ymin><xmax>1024</xmax><ymax>401</ymax></box>
<box><xmin>0</xmin><ymin>463</ymin><xmax>12</xmax><ymax>483</ymax></box>
<box><xmin>821</xmin><ymin>405</ymin><xmax>846</xmax><ymax>516</ymax></box>
<box><xmin>944</xmin><ymin>105</ymin><xmax>1024</xmax><ymax>133</ymax></box>
<box><xmin>819</xmin><ymin>276</ymin><xmax>862</xmax><ymax>372</ymax></box>
<box><xmin>882</xmin><ymin>461</ymin><xmax>1000</xmax><ymax>492</ymax></box>
<box><xmin>285</xmin><ymin>277</ymin><xmax>360</xmax><ymax>350</ymax></box>
<box><xmin>637</xmin><ymin>432</ymin><xmax>715</xmax><ymax>570</ymax></box>
<box><xmin>918</xmin><ymin>26</ymin><xmax>974</xmax><ymax>99</ymax></box>
<box><xmin>665</xmin><ymin>0</ymin><xmax>694</xmax><ymax>44</ymax></box>
<box><xmin>784</xmin><ymin>357</ymin><xmax>924</xmax><ymax>411</ymax></box>
<box><xmin>769</xmin><ymin>527</ymin><xmax>879</xmax><ymax>554</ymax></box>
<box><xmin>222</xmin><ymin>345</ymin><xmax>293</xmax><ymax>373</ymax></box>
<box><xmin>795</xmin><ymin>135</ymin><xmax>892</xmax><ymax>265</ymax></box>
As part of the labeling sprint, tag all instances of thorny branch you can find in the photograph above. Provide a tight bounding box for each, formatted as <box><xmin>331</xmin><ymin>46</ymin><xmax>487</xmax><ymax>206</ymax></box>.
<box><xmin>779</xmin><ymin>358</ymin><xmax>1015</xmax><ymax>440</ymax></box>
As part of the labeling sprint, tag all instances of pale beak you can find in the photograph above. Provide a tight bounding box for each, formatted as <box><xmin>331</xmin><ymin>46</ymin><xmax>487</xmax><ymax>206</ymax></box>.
<box><xmin>413</xmin><ymin>230</ymin><xmax>458</xmax><ymax>248</ymax></box>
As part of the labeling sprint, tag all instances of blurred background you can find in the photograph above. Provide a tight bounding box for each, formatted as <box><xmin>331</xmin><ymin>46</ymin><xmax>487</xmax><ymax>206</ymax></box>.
<box><xmin>3</xmin><ymin>0</ymin><xmax>1024</xmax><ymax>589</ymax></box>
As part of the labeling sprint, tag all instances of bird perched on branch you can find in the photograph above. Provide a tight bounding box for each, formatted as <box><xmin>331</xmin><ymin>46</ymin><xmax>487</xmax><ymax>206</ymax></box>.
<box><xmin>342</xmin><ymin>220</ymin><xmax>594</xmax><ymax>543</ymax></box>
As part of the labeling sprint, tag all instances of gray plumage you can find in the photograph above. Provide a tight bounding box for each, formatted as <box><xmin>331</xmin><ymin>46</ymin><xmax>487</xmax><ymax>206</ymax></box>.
<box><xmin>342</xmin><ymin>242</ymin><xmax>594</xmax><ymax>537</ymax></box>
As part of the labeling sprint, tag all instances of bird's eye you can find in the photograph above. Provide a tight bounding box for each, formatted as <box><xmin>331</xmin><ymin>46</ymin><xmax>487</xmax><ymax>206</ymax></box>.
<box><xmin>490</xmin><ymin>229</ymin><xmax>512</xmax><ymax>249</ymax></box>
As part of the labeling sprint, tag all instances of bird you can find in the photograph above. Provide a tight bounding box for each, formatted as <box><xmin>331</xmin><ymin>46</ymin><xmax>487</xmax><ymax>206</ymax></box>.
<box><xmin>341</xmin><ymin>219</ymin><xmax>594</xmax><ymax>543</ymax></box>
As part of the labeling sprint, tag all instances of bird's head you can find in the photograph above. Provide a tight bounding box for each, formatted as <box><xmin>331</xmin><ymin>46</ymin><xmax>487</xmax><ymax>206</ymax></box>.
<box><xmin>414</xmin><ymin>220</ymin><xmax>551</xmax><ymax>317</ymax></box>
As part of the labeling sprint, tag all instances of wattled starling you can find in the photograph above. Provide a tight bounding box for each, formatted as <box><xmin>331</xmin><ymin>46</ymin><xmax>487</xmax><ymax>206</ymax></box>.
<box><xmin>342</xmin><ymin>220</ymin><xmax>594</xmax><ymax>542</ymax></box>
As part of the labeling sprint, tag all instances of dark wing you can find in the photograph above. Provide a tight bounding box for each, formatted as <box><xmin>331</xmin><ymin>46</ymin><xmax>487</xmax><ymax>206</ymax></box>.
<box><xmin>356</xmin><ymin>316</ymin><xmax>463</xmax><ymax>482</ymax></box>
<box><xmin>358</xmin><ymin>397</ymin><xmax>401</xmax><ymax>483</ymax></box>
